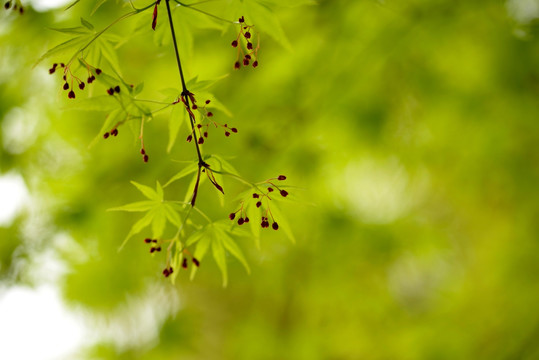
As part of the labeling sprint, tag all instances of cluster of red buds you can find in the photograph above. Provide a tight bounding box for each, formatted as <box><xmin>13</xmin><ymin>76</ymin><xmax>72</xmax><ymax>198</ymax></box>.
<box><xmin>185</xmin><ymin>98</ymin><xmax>239</xmax><ymax>144</ymax></box>
<box><xmin>162</xmin><ymin>266</ymin><xmax>173</xmax><ymax>277</ymax></box>
<box><xmin>4</xmin><ymin>0</ymin><xmax>23</xmax><ymax>14</ymax></box>
<box><xmin>144</xmin><ymin>238</ymin><xmax>162</xmax><ymax>252</ymax></box>
<box><xmin>103</xmin><ymin>127</ymin><xmax>119</xmax><ymax>139</ymax></box>
<box><xmin>49</xmin><ymin>61</ymin><xmax>102</xmax><ymax>99</ymax></box>
<box><xmin>230</xmin><ymin>175</ymin><xmax>288</xmax><ymax>230</ymax></box>
<box><xmin>181</xmin><ymin>256</ymin><xmax>200</xmax><ymax>269</ymax></box>
<box><xmin>231</xmin><ymin>16</ymin><xmax>259</xmax><ymax>70</ymax></box>
<box><xmin>140</xmin><ymin>148</ymin><xmax>149</xmax><ymax>163</ymax></box>
<box><xmin>107</xmin><ymin>85</ymin><xmax>121</xmax><ymax>96</ymax></box>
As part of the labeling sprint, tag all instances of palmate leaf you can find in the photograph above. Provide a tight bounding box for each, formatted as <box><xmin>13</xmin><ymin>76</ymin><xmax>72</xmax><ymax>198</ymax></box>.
<box><xmin>212</xmin><ymin>238</ymin><xmax>228</xmax><ymax>287</ymax></box>
<box><xmin>112</xmin><ymin>181</ymin><xmax>183</xmax><ymax>250</ymax></box>
<box><xmin>118</xmin><ymin>210</ymin><xmax>154</xmax><ymax>250</ymax></box>
<box><xmin>34</xmin><ymin>35</ymin><xmax>90</xmax><ymax>66</ymax></box>
<box><xmin>189</xmin><ymin>231</ymin><xmax>212</xmax><ymax>280</ymax></box>
<box><xmin>215</xmin><ymin>223</ymin><xmax>251</xmax><ymax>274</ymax></box>
<box><xmin>131</xmin><ymin>181</ymin><xmax>160</xmax><ymax>201</ymax></box>
<box><xmin>107</xmin><ymin>201</ymin><xmax>155</xmax><ymax>212</ymax></box>
<box><xmin>270</xmin><ymin>201</ymin><xmax>296</xmax><ymax>244</ymax></box>
<box><xmin>167</xmin><ymin>104</ymin><xmax>188</xmax><ymax>153</ymax></box>
<box><xmin>151</xmin><ymin>207</ymin><xmax>167</xmax><ymax>239</ymax></box>
<box><xmin>88</xmin><ymin>108</ymin><xmax>126</xmax><ymax>148</ymax></box>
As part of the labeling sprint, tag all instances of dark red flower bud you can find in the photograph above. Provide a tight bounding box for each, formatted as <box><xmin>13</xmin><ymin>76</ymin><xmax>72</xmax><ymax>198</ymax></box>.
<box><xmin>229</xmin><ymin>213</ymin><xmax>236</xmax><ymax>220</ymax></box>
<box><xmin>239</xmin><ymin>16</ymin><xmax>244</xmax><ymax>23</ymax></box>
<box><xmin>252</xmin><ymin>61</ymin><xmax>258</xmax><ymax>68</ymax></box>
<box><xmin>186</xmin><ymin>134</ymin><xmax>192</xmax><ymax>142</ymax></box>
<box><xmin>111</xmin><ymin>129</ymin><xmax>118</xmax><ymax>136</ymax></box>
<box><xmin>231</xmin><ymin>128</ymin><xmax>238</xmax><ymax>133</ymax></box>
<box><xmin>231</xmin><ymin>40</ymin><xmax>238</xmax><ymax>47</ymax></box>
<box><xmin>68</xmin><ymin>90</ymin><xmax>75</xmax><ymax>99</ymax></box>
<box><xmin>63</xmin><ymin>83</ymin><xmax>69</xmax><ymax>90</ymax></box>
<box><xmin>243</xmin><ymin>59</ymin><xmax>250</xmax><ymax>66</ymax></box>
<box><xmin>140</xmin><ymin>148</ymin><xmax>145</xmax><ymax>155</ymax></box>
<box><xmin>87</xmin><ymin>76</ymin><xmax>93</xmax><ymax>84</ymax></box>
<box><xmin>192</xmin><ymin>258</ymin><xmax>200</xmax><ymax>267</ymax></box>
<box><xmin>182</xmin><ymin>258</ymin><xmax>188</xmax><ymax>269</ymax></box>
<box><xmin>225</xmin><ymin>131</ymin><xmax>230</xmax><ymax>137</ymax></box>
<box><xmin>278</xmin><ymin>175</ymin><xmax>286</xmax><ymax>180</ymax></box>
<box><xmin>95</xmin><ymin>68</ymin><xmax>102</xmax><ymax>75</ymax></box>
<box><xmin>107</xmin><ymin>88</ymin><xmax>114</xmax><ymax>95</ymax></box>
<box><xmin>152</xmin><ymin>239</ymin><xmax>157</xmax><ymax>243</ymax></box>
<box><xmin>63</xmin><ymin>75</ymin><xmax>67</xmax><ymax>81</ymax></box>
<box><xmin>163</xmin><ymin>268</ymin><xmax>170</xmax><ymax>277</ymax></box>
<box><xmin>256</xmin><ymin>201</ymin><xmax>262</xmax><ymax>208</ymax></box>
<box><xmin>60</xmin><ymin>63</ymin><xmax>65</xmax><ymax>67</ymax></box>
<box><xmin>244</xmin><ymin>31</ymin><xmax>251</xmax><ymax>39</ymax></box>
<box><xmin>4</xmin><ymin>2</ymin><xmax>11</xmax><ymax>9</ymax></box>
<box><xmin>247</xmin><ymin>42</ymin><xmax>253</xmax><ymax>50</ymax></box>
<box><xmin>272</xmin><ymin>222</ymin><xmax>279</xmax><ymax>230</ymax></box>
<box><xmin>169</xmin><ymin>267</ymin><xmax>173</xmax><ymax>274</ymax></box>
<box><xmin>204</xmin><ymin>132</ymin><xmax>208</xmax><ymax>138</ymax></box>
<box><xmin>143</xmin><ymin>154</ymin><xmax>149</xmax><ymax>163</ymax></box>
<box><xmin>280</xmin><ymin>190</ymin><xmax>288</xmax><ymax>197</ymax></box>
<box><xmin>49</xmin><ymin>68</ymin><xmax>55</xmax><ymax>74</ymax></box>
<box><xmin>245</xmin><ymin>54</ymin><xmax>251</xmax><ymax>60</ymax></box>
<box><xmin>207</xmin><ymin>112</ymin><xmax>213</xmax><ymax>117</ymax></box>
<box><xmin>79</xmin><ymin>82</ymin><xmax>85</xmax><ymax>90</ymax></box>
<box><xmin>238</xmin><ymin>217</ymin><xmax>245</xmax><ymax>225</ymax></box>
<box><xmin>156</xmin><ymin>247</ymin><xmax>161</xmax><ymax>252</ymax></box>
<box><xmin>253</xmin><ymin>193</ymin><xmax>259</xmax><ymax>198</ymax></box>
<box><xmin>192</xmin><ymin>104</ymin><xmax>198</xmax><ymax>110</ymax></box>
<box><xmin>234</xmin><ymin>61</ymin><xmax>241</xmax><ymax>70</ymax></box>
<box><xmin>144</xmin><ymin>238</ymin><xmax>152</xmax><ymax>243</ymax></box>
<box><xmin>114</xmin><ymin>85</ymin><xmax>120</xmax><ymax>93</ymax></box>
<box><xmin>268</xmin><ymin>187</ymin><xmax>274</xmax><ymax>192</ymax></box>
<box><xmin>244</xmin><ymin>217</ymin><xmax>250</xmax><ymax>223</ymax></box>
<box><xmin>198</xmin><ymin>137</ymin><xmax>204</xmax><ymax>144</ymax></box>
<box><xmin>150</xmin><ymin>247</ymin><xmax>156</xmax><ymax>253</ymax></box>
<box><xmin>103</xmin><ymin>132</ymin><xmax>110</xmax><ymax>139</ymax></box>
<box><xmin>205</xmin><ymin>99</ymin><xmax>211</xmax><ymax>104</ymax></box>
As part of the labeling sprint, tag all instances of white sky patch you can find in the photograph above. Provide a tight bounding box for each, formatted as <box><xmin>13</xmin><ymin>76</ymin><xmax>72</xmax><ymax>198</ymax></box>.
<box><xmin>28</xmin><ymin>0</ymin><xmax>73</xmax><ymax>12</ymax></box>
<box><xmin>507</xmin><ymin>0</ymin><xmax>539</xmax><ymax>23</ymax></box>
<box><xmin>330</xmin><ymin>157</ymin><xmax>429</xmax><ymax>224</ymax></box>
<box><xmin>0</xmin><ymin>284</ymin><xmax>87</xmax><ymax>360</ymax></box>
<box><xmin>0</xmin><ymin>172</ymin><xmax>29</xmax><ymax>227</ymax></box>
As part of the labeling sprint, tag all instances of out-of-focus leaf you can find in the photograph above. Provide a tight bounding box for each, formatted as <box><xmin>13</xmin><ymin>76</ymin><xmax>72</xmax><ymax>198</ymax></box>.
<box><xmin>80</xmin><ymin>17</ymin><xmax>94</xmax><ymax>31</ymax></box>
<box><xmin>151</xmin><ymin>207</ymin><xmax>166</xmax><ymax>238</ymax></box>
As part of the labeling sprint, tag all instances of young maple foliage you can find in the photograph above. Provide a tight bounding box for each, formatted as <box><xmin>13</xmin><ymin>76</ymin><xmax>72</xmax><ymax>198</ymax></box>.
<box><xmin>37</xmin><ymin>0</ymin><xmax>296</xmax><ymax>286</ymax></box>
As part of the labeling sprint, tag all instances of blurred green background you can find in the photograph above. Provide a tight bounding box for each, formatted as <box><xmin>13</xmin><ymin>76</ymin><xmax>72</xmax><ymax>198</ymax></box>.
<box><xmin>1</xmin><ymin>0</ymin><xmax>539</xmax><ymax>359</ymax></box>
